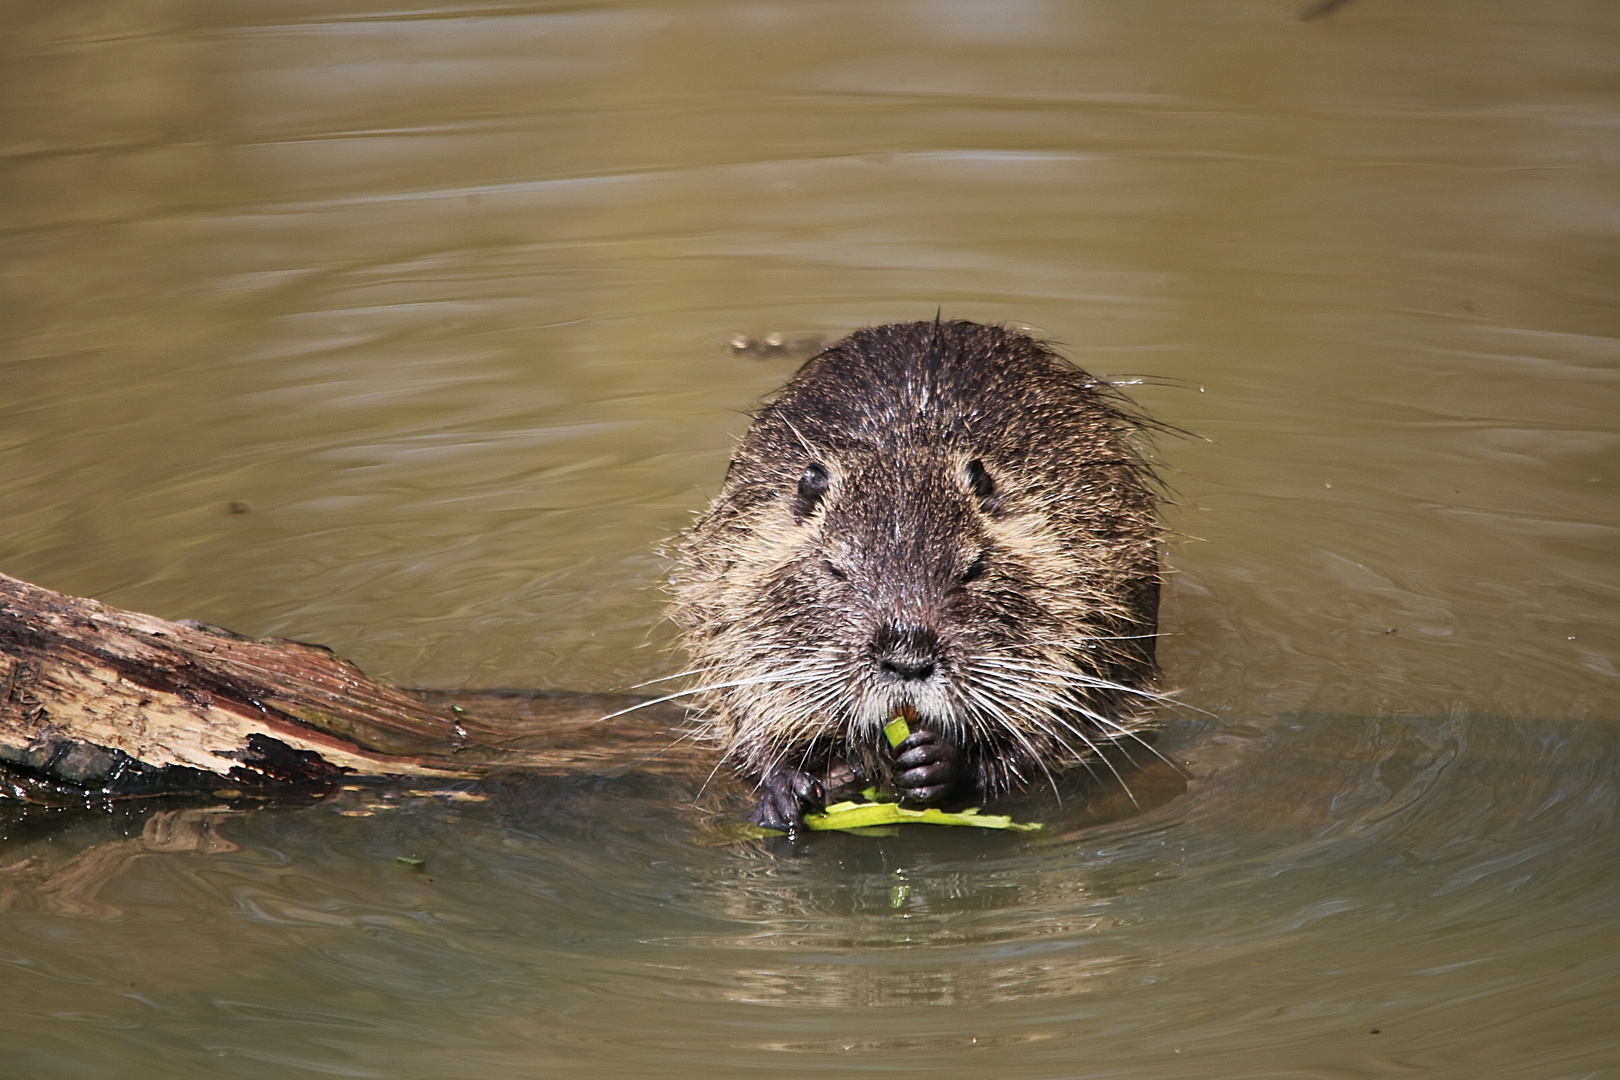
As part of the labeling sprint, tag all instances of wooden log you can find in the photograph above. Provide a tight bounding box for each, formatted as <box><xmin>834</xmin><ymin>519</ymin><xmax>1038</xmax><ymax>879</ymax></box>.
<box><xmin>0</xmin><ymin>572</ymin><xmax>697</xmax><ymax>805</ymax></box>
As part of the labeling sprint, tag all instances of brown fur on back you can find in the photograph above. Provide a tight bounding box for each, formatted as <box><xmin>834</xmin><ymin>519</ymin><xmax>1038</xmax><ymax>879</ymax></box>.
<box><xmin>673</xmin><ymin>320</ymin><xmax>1161</xmax><ymax>798</ymax></box>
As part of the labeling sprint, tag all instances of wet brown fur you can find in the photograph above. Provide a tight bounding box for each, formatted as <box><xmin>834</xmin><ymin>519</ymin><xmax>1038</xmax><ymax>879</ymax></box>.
<box><xmin>673</xmin><ymin>320</ymin><xmax>1161</xmax><ymax>805</ymax></box>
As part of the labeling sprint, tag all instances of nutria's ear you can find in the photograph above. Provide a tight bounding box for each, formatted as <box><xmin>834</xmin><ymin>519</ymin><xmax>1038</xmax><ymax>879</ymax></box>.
<box><xmin>793</xmin><ymin>462</ymin><xmax>831</xmax><ymax>522</ymax></box>
<box><xmin>965</xmin><ymin>459</ymin><xmax>1005</xmax><ymax>515</ymax></box>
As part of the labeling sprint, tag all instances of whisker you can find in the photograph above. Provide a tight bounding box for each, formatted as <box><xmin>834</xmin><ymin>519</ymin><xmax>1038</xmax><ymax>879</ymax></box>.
<box><xmin>958</xmin><ymin>684</ymin><xmax>1069</xmax><ymax>801</ymax></box>
<box><xmin>968</xmin><ymin>671</ymin><xmax>1141</xmax><ymax>804</ymax></box>
<box><xmin>970</xmin><ymin>653</ymin><xmax>1215</xmax><ymax>723</ymax></box>
<box><xmin>970</xmin><ymin>657</ymin><xmax>1174</xmax><ymax>703</ymax></box>
<box><xmin>597</xmin><ymin>664</ymin><xmax>838</xmax><ymax>721</ymax></box>
<box><xmin>1081</xmin><ymin>711</ymin><xmax>1188</xmax><ymax>777</ymax></box>
<box><xmin>629</xmin><ymin>666</ymin><xmax>716</xmax><ymax>689</ymax></box>
<box><xmin>694</xmin><ymin>748</ymin><xmax>735</xmax><ymax>803</ymax></box>
<box><xmin>975</xmin><ymin>669</ymin><xmax>1184</xmax><ymax>793</ymax></box>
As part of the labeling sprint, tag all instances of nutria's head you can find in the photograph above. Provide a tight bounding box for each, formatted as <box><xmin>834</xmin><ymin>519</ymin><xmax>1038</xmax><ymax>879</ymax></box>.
<box><xmin>673</xmin><ymin>320</ymin><xmax>1161</xmax><ymax>796</ymax></box>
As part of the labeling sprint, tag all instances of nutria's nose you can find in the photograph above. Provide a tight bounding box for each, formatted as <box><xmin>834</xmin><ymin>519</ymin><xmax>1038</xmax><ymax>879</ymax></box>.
<box><xmin>872</xmin><ymin>623</ymin><xmax>939</xmax><ymax>682</ymax></box>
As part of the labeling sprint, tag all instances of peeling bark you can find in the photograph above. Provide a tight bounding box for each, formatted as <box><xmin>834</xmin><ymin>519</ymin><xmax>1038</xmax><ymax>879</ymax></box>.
<box><xmin>0</xmin><ymin>573</ymin><xmax>696</xmax><ymax>805</ymax></box>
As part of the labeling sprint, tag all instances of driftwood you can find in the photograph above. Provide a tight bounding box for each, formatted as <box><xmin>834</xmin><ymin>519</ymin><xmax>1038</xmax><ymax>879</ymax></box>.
<box><xmin>0</xmin><ymin>572</ymin><xmax>699</xmax><ymax>806</ymax></box>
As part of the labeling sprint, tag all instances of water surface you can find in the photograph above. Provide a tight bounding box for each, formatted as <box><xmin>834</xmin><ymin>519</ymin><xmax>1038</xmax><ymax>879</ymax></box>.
<box><xmin>2</xmin><ymin>0</ymin><xmax>1617</xmax><ymax>1076</ymax></box>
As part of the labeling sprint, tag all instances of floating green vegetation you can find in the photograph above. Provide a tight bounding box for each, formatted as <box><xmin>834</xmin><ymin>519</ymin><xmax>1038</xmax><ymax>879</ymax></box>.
<box><xmin>697</xmin><ymin>714</ymin><xmax>1045</xmax><ymax>843</ymax></box>
<box><xmin>803</xmin><ymin>799</ymin><xmax>1043</xmax><ymax>833</ymax></box>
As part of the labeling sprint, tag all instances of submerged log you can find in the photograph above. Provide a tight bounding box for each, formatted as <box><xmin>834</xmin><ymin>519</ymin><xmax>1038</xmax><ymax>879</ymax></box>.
<box><xmin>0</xmin><ymin>572</ymin><xmax>697</xmax><ymax>805</ymax></box>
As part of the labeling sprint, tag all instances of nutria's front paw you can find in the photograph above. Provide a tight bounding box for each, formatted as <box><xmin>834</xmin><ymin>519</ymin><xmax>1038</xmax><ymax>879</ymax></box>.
<box><xmin>893</xmin><ymin>729</ymin><xmax>962</xmax><ymax>805</ymax></box>
<box><xmin>750</xmin><ymin>767</ymin><xmax>825</xmax><ymax>832</ymax></box>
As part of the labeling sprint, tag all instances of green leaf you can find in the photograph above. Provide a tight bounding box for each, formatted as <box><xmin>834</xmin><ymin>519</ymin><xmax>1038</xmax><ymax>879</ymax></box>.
<box><xmin>803</xmin><ymin>800</ymin><xmax>1042</xmax><ymax>833</ymax></box>
<box><xmin>882</xmin><ymin>715</ymin><xmax>911</xmax><ymax>748</ymax></box>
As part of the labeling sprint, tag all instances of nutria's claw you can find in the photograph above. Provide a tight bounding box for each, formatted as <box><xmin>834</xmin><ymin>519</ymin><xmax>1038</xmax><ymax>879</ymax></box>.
<box><xmin>750</xmin><ymin>767</ymin><xmax>825</xmax><ymax>832</ymax></box>
<box><xmin>893</xmin><ymin>729</ymin><xmax>962</xmax><ymax>805</ymax></box>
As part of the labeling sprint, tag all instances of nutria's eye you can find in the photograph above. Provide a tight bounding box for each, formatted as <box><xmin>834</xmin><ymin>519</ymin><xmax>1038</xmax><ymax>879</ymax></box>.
<box><xmin>823</xmin><ymin>560</ymin><xmax>848</xmax><ymax>581</ymax></box>
<box><xmin>793</xmin><ymin>462</ymin><xmax>831</xmax><ymax>522</ymax></box>
<box><xmin>960</xmin><ymin>552</ymin><xmax>989</xmax><ymax>584</ymax></box>
<box><xmin>965</xmin><ymin>459</ymin><xmax>1003</xmax><ymax>514</ymax></box>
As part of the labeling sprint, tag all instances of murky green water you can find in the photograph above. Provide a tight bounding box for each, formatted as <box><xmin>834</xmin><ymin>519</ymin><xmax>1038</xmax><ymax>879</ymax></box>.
<box><xmin>3</xmin><ymin>0</ymin><xmax>1618</xmax><ymax>1076</ymax></box>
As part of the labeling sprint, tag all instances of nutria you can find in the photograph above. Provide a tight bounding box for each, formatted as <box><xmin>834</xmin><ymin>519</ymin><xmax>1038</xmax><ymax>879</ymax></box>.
<box><xmin>672</xmin><ymin>319</ymin><xmax>1163</xmax><ymax>831</ymax></box>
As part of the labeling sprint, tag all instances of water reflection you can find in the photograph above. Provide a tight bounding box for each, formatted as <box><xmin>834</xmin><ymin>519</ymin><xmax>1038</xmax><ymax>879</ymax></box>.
<box><xmin>0</xmin><ymin>708</ymin><xmax>1615</xmax><ymax>1072</ymax></box>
